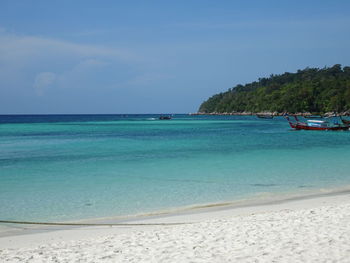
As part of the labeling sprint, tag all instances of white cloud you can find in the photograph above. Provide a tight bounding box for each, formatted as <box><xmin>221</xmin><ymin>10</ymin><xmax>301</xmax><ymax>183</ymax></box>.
<box><xmin>0</xmin><ymin>32</ymin><xmax>144</xmax><ymax>95</ymax></box>
<box><xmin>0</xmin><ymin>33</ymin><xmax>136</xmax><ymax>63</ymax></box>
<box><xmin>33</xmin><ymin>72</ymin><xmax>56</xmax><ymax>96</ymax></box>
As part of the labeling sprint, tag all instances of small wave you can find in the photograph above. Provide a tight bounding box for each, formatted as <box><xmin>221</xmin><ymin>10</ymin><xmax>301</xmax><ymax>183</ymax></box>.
<box><xmin>147</xmin><ymin>118</ymin><xmax>156</xmax><ymax>121</ymax></box>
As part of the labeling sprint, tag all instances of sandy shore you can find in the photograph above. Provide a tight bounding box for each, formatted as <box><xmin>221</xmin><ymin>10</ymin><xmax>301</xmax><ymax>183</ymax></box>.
<box><xmin>1</xmin><ymin>191</ymin><xmax>350</xmax><ymax>262</ymax></box>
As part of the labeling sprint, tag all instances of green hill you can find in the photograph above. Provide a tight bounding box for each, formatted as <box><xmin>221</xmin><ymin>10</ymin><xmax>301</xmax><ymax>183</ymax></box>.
<box><xmin>198</xmin><ymin>64</ymin><xmax>350</xmax><ymax>114</ymax></box>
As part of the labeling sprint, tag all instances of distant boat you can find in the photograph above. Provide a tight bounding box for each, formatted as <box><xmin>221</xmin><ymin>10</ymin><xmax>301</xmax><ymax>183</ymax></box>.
<box><xmin>285</xmin><ymin>115</ymin><xmax>349</xmax><ymax>131</ymax></box>
<box><xmin>303</xmin><ymin>115</ymin><xmax>323</xmax><ymax>119</ymax></box>
<box><xmin>159</xmin><ymin>116</ymin><xmax>172</xmax><ymax>120</ymax></box>
<box><xmin>256</xmin><ymin>114</ymin><xmax>274</xmax><ymax>119</ymax></box>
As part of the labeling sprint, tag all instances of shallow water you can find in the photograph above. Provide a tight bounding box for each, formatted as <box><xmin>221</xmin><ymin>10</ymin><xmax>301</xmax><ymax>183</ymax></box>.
<box><xmin>1</xmin><ymin>114</ymin><xmax>350</xmax><ymax>222</ymax></box>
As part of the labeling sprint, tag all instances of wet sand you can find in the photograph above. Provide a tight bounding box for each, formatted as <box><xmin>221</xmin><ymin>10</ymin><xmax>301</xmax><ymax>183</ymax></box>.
<box><xmin>1</xmin><ymin>188</ymin><xmax>350</xmax><ymax>262</ymax></box>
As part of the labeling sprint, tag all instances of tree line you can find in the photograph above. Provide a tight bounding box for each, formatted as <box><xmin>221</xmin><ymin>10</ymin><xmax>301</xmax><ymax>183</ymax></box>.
<box><xmin>198</xmin><ymin>64</ymin><xmax>350</xmax><ymax>114</ymax></box>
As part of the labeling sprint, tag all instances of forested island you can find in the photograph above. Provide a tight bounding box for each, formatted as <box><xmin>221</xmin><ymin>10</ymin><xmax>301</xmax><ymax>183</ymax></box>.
<box><xmin>198</xmin><ymin>64</ymin><xmax>350</xmax><ymax>115</ymax></box>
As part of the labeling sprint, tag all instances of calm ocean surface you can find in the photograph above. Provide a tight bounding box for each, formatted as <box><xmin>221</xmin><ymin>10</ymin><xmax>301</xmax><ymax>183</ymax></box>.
<box><xmin>1</xmin><ymin>114</ymin><xmax>350</xmax><ymax>222</ymax></box>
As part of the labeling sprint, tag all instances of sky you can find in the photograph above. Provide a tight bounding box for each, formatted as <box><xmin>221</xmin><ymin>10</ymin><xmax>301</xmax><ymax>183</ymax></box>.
<box><xmin>1</xmin><ymin>0</ymin><xmax>350</xmax><ymax>114</ymax></box>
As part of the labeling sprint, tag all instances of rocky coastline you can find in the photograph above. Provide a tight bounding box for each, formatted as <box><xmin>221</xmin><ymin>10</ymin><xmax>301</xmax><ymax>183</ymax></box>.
<box><xmin>190</xmin><ymin>111</ymin><xmax>350</xmax><ymax>117</ymax></box>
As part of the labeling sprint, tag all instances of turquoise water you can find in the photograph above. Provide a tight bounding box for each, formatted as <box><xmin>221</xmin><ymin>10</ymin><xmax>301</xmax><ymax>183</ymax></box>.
<box><xmin>1</xmin><ymin>114</ymin><xmax>350</xmax><ymax>222</ymax></box>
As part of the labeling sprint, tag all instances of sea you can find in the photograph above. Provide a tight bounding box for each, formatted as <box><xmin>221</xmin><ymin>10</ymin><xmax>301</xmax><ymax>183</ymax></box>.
<box><xmin>1</xmin><ymin>114</ymin><xmax>350</xmax><ymax>224</ymax></box>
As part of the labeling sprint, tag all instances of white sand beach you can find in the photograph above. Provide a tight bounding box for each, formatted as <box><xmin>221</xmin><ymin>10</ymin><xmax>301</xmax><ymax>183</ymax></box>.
<box><xmin>1</xmin><ymin>191</ymin><xmax>350</xmax><ymax>262</ymax></box>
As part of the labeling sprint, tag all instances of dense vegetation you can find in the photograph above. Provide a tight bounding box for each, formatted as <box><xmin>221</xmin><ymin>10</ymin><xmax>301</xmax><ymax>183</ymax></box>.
<box><xmin>199</xmin><ymin>64</ymin><xmax>350</xmax><ymax>114</ymax></box>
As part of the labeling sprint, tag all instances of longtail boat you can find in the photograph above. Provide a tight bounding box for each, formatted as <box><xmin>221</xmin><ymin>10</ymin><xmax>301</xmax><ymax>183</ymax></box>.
<box><xmin>340</xmin><ymin>116</ymin><xmax>350</xmax><ymax>125</ymax></box>
<box><xmin>284</xmin><ymin>115</ymin><xmax>349</xmax><ymax>131</ymax></box>
<box><xmin>257</xmin><ymin>114</ymin><xmax>274</xmax><ymax>119</ymax></box>
<box><xmin>303</xmin><ymin>115</ymin><xmax>323</xmax><ymax>119</ymax></box>
<box><xmin>159</xmin><ymin>116</ymin><xmax>172</xmax><ymax>120</ymax></box>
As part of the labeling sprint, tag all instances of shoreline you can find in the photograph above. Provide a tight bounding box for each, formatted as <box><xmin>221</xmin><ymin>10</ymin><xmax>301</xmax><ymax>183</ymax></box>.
<box><xmin>1</xmin><ymin>184</ymin><xmax>350</xmax><ymax>249</ymax></box>
<box><xmin>2</xmin><ymin>187</ymin><xmax>350</xmax><ymax>262</ymax></box>
<box><xmin>0</xmin><ymin>184</ymin><xmax>349</xmax><ymax>236</ymax></box>
<box><xmin>190</xmin><ymin>112</ymin><xmax>350</xmax><ymax>116</ymax></box>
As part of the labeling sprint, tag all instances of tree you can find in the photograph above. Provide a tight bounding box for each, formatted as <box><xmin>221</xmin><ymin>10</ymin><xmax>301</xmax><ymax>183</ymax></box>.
<box><xmin>199</xmin><ymin>64</ymin><xmax>350</xmax><ymax>114</ymax></box>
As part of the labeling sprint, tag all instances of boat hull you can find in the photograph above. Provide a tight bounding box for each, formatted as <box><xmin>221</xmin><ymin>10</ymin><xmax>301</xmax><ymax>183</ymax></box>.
<box><xmin>289</xmin><ymin>123</ymin><xmax>349</xmax><ymax>131</ymax></box>
<box><xmin>284</xmin><ymin>115</ymin><xmax>349</xmax><ymax>131</ymax></box>
<box><xmin>256</xmin><ymin>114</ymin><xmax>273</xmax><ymax>119</ymax></box>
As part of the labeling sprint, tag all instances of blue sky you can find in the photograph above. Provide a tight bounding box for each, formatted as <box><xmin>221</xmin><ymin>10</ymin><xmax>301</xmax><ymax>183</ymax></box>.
<box><xmin>1</xmin><ymin>0</ymin><xmax>350</xmax><ymax>114</ymax></box>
